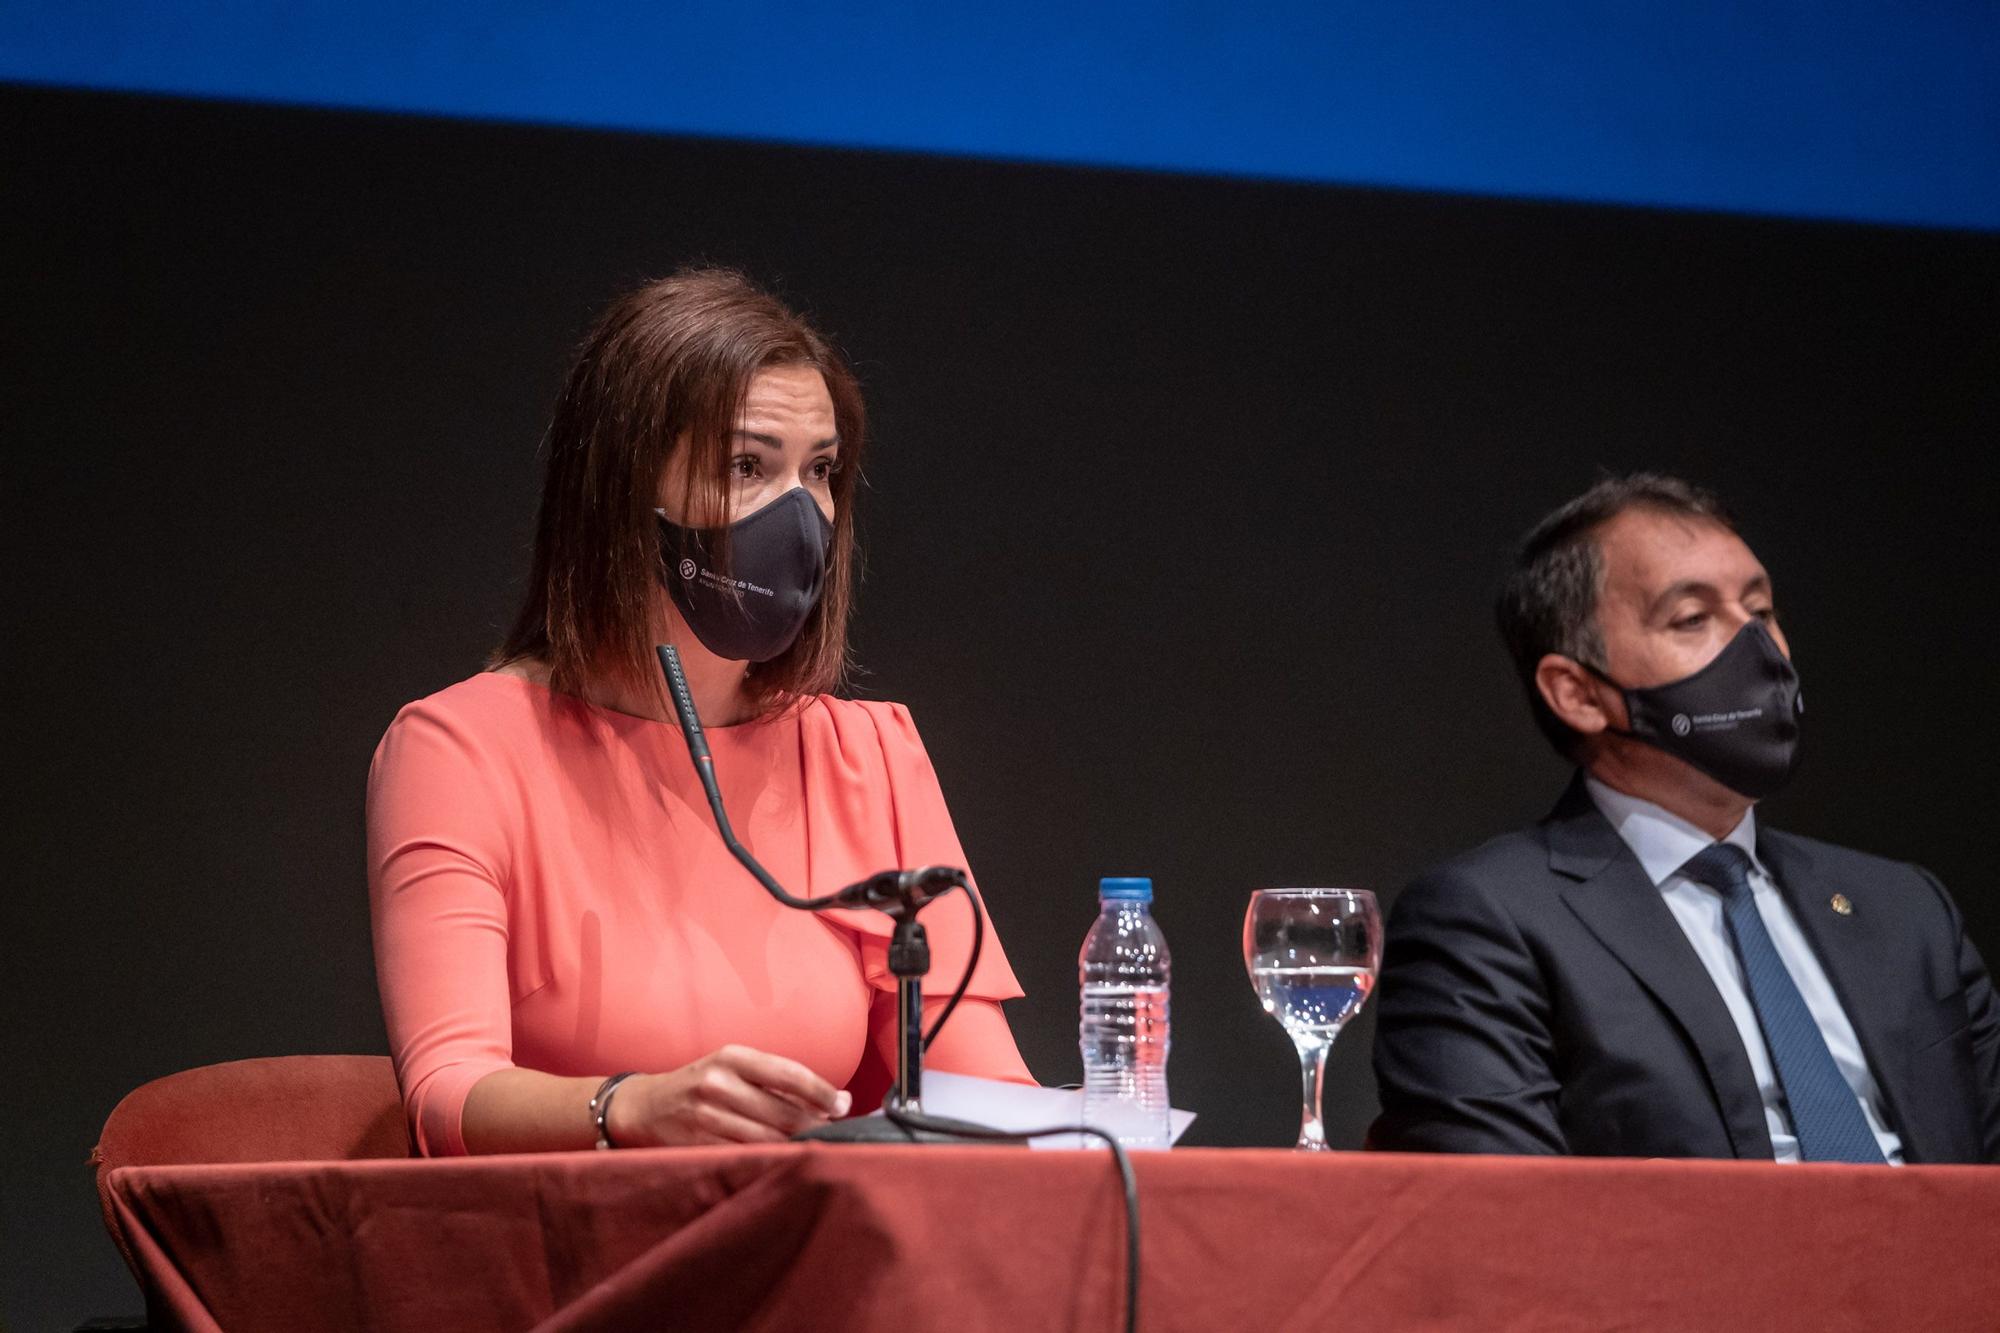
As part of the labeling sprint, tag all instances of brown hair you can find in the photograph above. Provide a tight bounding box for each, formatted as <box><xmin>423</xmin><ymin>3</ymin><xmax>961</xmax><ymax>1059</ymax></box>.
<box><xmin>494</xmin><ymin>268</ymin><xmax>865</xmax><ymax>712</ymax></box>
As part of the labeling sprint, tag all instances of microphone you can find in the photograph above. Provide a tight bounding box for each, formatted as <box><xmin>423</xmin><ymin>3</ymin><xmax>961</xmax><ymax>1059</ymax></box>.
<box><xmin>826</xmin><ymin>866</ymin><xmax>971</xmax><ymax>912</ymax></box>
<box><xmin>655</xmin><ymin>643</ymin><xmax>991</xmax><ymax>1135</ymax></box>
<box><xmin>654</xmin><ymin>644</ymin><xmax>966</xmax><ymax>913</ymax></box>
<box><xmin>656</xmin><ymin>642</ymin><xmax>808</xmax><ymax>908</ymax></box>
<box><xmin>655</xmin><ymin>650</ymin><xmax>1129</xmax><ymax>1325</ymax></box>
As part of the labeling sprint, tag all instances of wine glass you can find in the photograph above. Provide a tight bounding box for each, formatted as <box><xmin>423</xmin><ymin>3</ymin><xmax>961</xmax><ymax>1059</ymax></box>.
<box><xmin>1243</xmin><ymin>889</ymin><xmax>1384</xmax><ymax>1150</ymax></box>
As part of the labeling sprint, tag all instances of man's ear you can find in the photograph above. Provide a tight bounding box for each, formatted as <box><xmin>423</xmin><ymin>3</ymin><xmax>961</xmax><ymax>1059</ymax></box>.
<box><xmin>1536</xmin><ymin>654</ymin><xmax>1618</xmax><ymax>737</ymax></box>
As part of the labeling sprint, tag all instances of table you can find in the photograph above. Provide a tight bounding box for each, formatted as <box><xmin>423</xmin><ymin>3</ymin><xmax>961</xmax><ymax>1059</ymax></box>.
<box><xmin>103</xmin><ymin>1144</ymin><xmax>2000</xmax><ymax>1331</ymax></box>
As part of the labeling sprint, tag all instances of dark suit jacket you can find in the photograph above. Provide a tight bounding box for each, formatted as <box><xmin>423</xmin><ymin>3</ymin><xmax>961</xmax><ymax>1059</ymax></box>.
<box><xmin>1370</xmin><ymin>775</ymin><xmax>2000</xmax><ymax>1162</ymax></box>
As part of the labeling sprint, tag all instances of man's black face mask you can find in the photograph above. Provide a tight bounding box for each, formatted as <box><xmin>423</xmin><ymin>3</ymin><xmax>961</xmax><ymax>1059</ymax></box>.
<box><xmin>1585</xmin><ymin>621</ymin><xmax>1803</xmax><ymax>800</ymax></box>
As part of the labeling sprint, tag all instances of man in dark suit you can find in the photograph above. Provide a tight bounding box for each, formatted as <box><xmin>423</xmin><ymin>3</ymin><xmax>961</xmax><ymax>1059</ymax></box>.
<box><xmin>1371</xmin><ymin>474</ymin><xmax>2000</xmax><ymax>1162</ymax></box>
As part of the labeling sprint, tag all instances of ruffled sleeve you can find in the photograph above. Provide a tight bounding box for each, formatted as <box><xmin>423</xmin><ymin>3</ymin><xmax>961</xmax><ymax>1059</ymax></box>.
<box><xmin>792</xmin><ymin>697</ymin><xmax>1033</xmax><ymax>1091</ymax></box>
<box><xmin>796</xmin><ymin>698</ymin><xmax>1025</xmax><ymax>1005</ymax></box>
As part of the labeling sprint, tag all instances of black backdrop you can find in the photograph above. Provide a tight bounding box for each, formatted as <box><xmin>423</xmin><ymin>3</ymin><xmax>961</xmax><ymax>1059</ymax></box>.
<box><xmin>5</xmin><ymin>84</ymin><xmax>1997</xmax><ymax>1327</ymax></box>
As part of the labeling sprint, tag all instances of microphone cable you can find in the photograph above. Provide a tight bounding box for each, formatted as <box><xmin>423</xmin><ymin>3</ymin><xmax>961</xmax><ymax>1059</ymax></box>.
<box><xmin>922</xmin><ymin>880</ymin><xmax>980</xmax><ymax>1049</ymax></box>
<box><xmin>657</xmin><ymin>642</ymin><xmax>981</xmax><ymax>1049</ymax></box>
<box><xmin>656</xmin><ymin>644</ymin><xmax>1142</xmax><ymax>1333</ymax></box>
<box><xmin>897</xmin><ymin>886</ymin><xmax>1138</xmax><ymax>1333</ymax></box>
<box><xmin>881</xmin><ymin>1105</ymin><xmax>1140</xmax><ymax>1333</ymax></box>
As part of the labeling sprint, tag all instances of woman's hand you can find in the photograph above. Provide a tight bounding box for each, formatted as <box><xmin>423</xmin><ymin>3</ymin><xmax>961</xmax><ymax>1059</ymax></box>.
<box><xmin>609</xmin><ymin>1045</ymin><xmax>853</xmax><ymax>1146</ymax></box>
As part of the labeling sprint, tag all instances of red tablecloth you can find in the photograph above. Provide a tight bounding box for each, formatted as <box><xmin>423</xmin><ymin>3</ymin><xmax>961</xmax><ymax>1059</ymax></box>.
<box><xmin>104</xmin><ymin>1144</ymin><xmax>2000</xmax><ymax>1331</ymax></box>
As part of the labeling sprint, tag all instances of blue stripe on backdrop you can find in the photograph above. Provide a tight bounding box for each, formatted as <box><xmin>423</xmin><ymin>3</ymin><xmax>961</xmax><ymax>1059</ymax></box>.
<box><xmin>2</xmin><ymin>0</ymin><xmax>1996</xmax><ymax>231</ymax></box>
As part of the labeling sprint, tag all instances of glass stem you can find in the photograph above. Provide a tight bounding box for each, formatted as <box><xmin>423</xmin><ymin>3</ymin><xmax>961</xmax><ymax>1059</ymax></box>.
<box><xmin>1295</xmin><ymin>1038</ymin><xmax>1332</xmax><ymax>1150</ymax></box>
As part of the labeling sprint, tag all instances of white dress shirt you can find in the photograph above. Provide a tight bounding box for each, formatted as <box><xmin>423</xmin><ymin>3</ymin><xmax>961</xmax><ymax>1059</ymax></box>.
<box><xmin>1584</xmin><ymin>776</ymin><xmax>1903</xmax><ymax>1164</ymax></box>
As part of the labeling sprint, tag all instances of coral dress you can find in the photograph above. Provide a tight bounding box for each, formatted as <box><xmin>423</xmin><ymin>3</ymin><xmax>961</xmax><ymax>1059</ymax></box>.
<box><xmin>367</xmin><ymin>673</ymin><xmax>1030</xmax><ymax>1155</ymax></box>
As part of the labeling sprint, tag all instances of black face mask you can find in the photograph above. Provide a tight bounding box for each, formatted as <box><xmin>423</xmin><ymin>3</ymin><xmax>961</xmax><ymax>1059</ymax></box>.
<box><xmin>1586</xmin><ymin>621</ymin><xmax>1804</xmax><ymax>800</ymax></box>
<box><xmin>655</xmin><ymin>488</ymin><xmax>833</xmax><ymax>664</ymax></box>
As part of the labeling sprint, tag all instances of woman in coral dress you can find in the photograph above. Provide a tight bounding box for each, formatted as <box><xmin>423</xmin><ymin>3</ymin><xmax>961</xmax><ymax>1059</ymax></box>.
<box><xmin>368</xmin><ymin>270</ymin><xmax>1032</xmax><ymax>1156</ymax></box>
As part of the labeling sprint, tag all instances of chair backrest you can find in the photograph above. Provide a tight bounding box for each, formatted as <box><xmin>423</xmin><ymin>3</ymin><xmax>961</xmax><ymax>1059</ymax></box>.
<box><xmin>92</xmin><ymin>1055</ymin><xmax>413</xmax><ymax>1298</ymax></box>
<box><xmin>94</xmin><ymin>1054</ymin><xmax>411</xmax><ymax>1173</ymax></box>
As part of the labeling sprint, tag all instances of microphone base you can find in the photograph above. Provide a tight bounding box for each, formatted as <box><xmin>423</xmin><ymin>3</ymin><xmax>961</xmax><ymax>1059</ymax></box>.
<box><xmin>794</xmin><ymin>1112</ymin><xmax>1026</xmax><ymax>1146</ymax></box>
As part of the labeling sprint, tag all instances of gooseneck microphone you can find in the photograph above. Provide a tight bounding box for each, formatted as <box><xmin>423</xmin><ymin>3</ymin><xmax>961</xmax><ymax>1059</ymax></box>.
<box><xmin>654</xmin><ymin>644</ymin><xmax>1141</xmax><ymax>1333</ymax></box>
<box><xmin>656</xmin><ymin>643</ymin><xmax>973</xmax><ymax>915</ymax></box>
<box><xmin>655</xmin><ymin>644</ymin><xmax>981</xmax><ymax>1110</ymax></box>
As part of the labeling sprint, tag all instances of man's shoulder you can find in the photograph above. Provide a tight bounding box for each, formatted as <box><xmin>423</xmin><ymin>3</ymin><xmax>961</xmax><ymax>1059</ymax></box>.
<box><xmin>1759</xmin><ymin>825</ymin><xmax>1932</xmax><ymax>886</ymax></box>
<box><xmin>1758</xmin><ymin>826</ymin><xmax>1952</xmax><ymax>929</ymax></box>
<box><xmin>1758</xmin><ymin>825</ymin><xmax>1974</xmax><ymax>959</ymax></box>
<box><xmin>1392</xmin><ymin>822</ymin><xmax>1567</xmax><ymax>924</ymax></box>
<box><xmin>1424</xmin><ymin>823</ymin><xmax>1558</xmax><ymax>885</ymax></box>
<box><xmin>1394</xmin><ymin>772</ymin><xmax>1625</xmax><ymax>928</ymax></box>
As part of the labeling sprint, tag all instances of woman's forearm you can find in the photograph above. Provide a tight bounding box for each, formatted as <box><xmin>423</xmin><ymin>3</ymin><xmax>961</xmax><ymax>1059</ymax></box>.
<box><xmin>459</xmin><ymin>1047</ymin><xmax>850</xmax><ymax>1153</ymax></box>
<box><xmin>459</xmin><ymin>1066</ymin><xmax>611</xmax><ymax>1154</ymax></box>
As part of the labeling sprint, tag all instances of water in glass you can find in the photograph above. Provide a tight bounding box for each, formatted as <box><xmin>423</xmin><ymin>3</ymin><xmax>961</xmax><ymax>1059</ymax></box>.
<box><xmin>1243</xmin><ymin>889</ymin><xmax>1382</xmax><ymax>1150</ymax></box>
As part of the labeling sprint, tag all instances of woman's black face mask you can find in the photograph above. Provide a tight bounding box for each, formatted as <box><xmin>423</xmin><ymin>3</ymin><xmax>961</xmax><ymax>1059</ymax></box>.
<box><xmin>655</xmin><ymin>488</ymin><xmax>833</xmax><ymax>664</ymax></box>
<box><xmin>1585</xmin><ymin>621</ymin><xmax>1803</xmax><ymax>800</ymax></box>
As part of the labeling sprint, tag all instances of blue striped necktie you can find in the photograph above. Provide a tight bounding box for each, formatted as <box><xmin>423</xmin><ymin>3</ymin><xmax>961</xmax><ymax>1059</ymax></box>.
<box><xmin>1679</xmin><ymin>843</ymin><xmax>1886</xmax><ymax>1164</ymax></box>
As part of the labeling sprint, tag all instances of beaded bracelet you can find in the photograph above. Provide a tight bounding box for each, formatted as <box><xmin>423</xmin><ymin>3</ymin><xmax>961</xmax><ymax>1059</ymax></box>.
<box><xmin>590</xmin><ymin>1071</ymin><xmax>639</xmax><ymax>1149</ymax></box>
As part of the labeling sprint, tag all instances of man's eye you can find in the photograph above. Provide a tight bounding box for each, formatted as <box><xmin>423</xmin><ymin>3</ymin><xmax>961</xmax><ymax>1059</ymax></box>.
<box><xmin>1671</xmin><ymin>612</ymin><xmax>1709</xmax><ymax>631</ymax></box>
<box><xmin>1752</xmin><ymin>606</ymin><xmax>1778</xmax><ymax>622</ymax></box>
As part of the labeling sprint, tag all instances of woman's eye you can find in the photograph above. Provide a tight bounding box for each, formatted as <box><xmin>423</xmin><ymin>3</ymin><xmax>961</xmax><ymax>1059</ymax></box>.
<box><xmin>810</xmin><ymin>457</ymin><xmax>841</xmax><ymax>482</ymax></box>
<box><xmin>730</xmin><ymin>455</ymin><xmax>760</xmax><ymax>480</ymax></box>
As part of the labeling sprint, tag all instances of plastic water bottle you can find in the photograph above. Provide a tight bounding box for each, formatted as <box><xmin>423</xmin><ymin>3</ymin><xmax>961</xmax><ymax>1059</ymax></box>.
<box><xmin>1080</xmin><ymin>876</ymin><xmax>1172</xmax><ymax>1149</ymax></box>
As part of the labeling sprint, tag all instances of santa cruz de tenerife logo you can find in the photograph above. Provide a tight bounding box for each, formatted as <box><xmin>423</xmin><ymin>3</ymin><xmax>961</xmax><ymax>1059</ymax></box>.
<box><xmin>1671</xmin><ymin>713</ymin><xmax>1693</xmax><ymax>737</ymax></box>
<box><xmin>678</xmin><ymin>558</ymin><xmax>698</xmax><ymax>581</ymax></box>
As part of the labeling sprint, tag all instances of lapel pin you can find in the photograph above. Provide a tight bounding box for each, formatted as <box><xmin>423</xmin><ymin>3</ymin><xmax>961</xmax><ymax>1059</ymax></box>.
<box><xmin>1830</xmin><ymin>893</ymin><xmax>1853</xmax><ymax>916</ymax></box>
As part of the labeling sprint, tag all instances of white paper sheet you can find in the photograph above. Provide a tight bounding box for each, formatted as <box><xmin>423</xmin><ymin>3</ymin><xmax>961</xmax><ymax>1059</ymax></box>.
<box><xmin>869</xmin><ymin>1071</ymin><xmax>1195</xmax><ymax>1148</ymax></box>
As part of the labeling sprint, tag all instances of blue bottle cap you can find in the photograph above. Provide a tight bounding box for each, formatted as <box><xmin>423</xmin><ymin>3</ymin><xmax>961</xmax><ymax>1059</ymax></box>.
<box><xmin>1098</xmin><ymin>876</ymin><xmax>1153</xmax><ymax>902</ymax></box>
